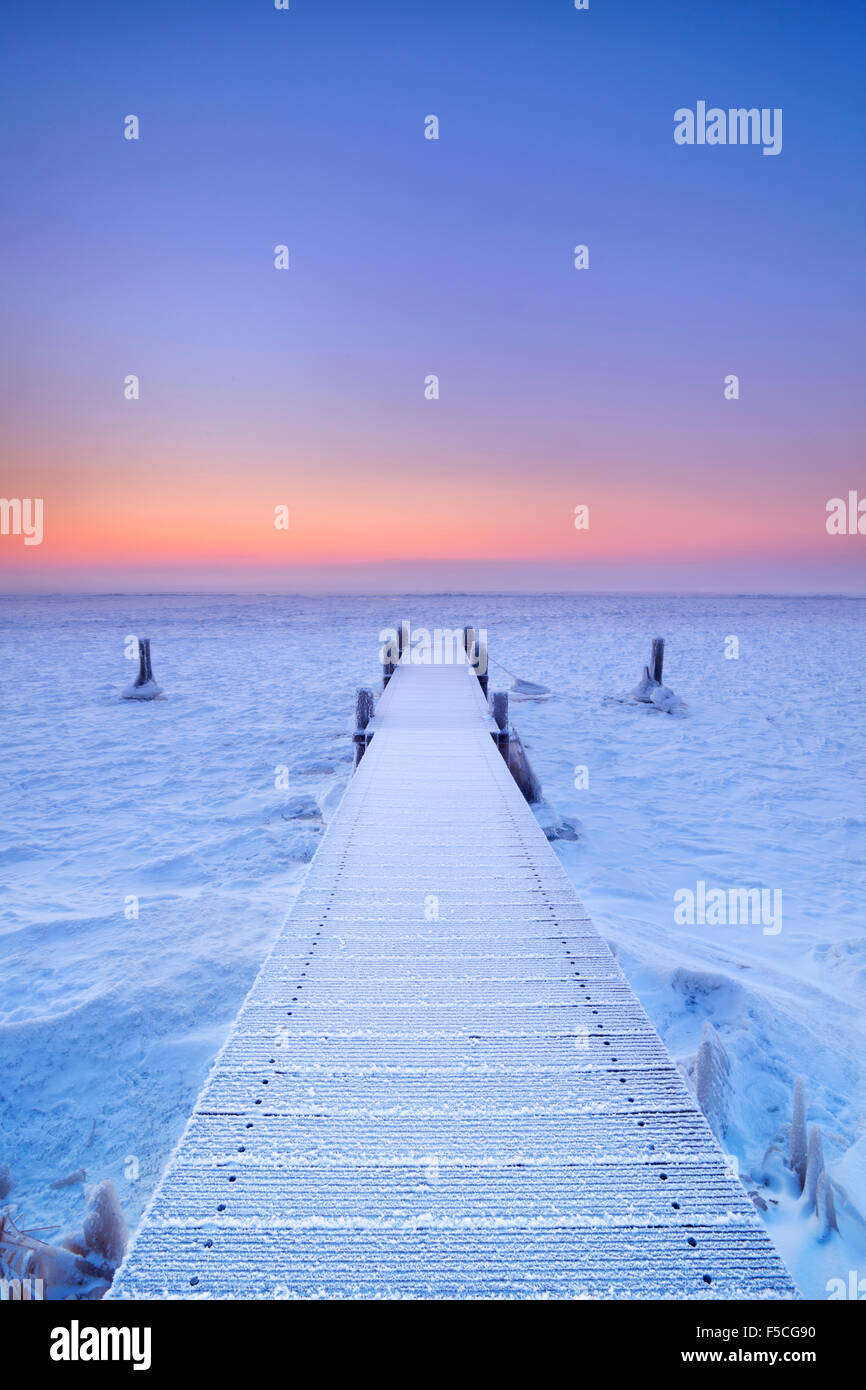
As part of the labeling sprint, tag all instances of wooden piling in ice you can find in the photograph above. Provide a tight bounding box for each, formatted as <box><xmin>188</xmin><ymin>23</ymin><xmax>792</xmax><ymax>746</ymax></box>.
<box><xmin>651</xmin><ymin>637</ymin><xmax>665</xmax><ymax>685</ymax></box>
<box><xmin>353</xmin><ymin>687</ymin><xmax>375</xmax><ymax>767</ymax></box>
<box><xmin>490</xmin><ymin>690</ymin><xmax>509</xmax><ymax>756</ymax></box>
<box><xmin>489</xmin><ymin>687</ymin><xmax>541</xmax><ymax>803</ymax></box>
<box><xmin>631</xmin><ymin>636</ymin><xmax>667</xmax><ymax>703</ymax></box>
<box><xmin>122</xmin><ymin>637</ymin><xmax>161</xmax><ymax>701</ymax></box>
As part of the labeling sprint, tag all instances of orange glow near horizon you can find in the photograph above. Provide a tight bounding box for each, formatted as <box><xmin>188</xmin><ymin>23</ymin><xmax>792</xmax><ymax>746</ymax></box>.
<box><xmin>0</xmin><ymin>448</ymin><xmax>840</xmax><ymax>576</ymax></box>
<box><xmin>0</xmin><ymin>442</ymin><xmax>853</xmax><ymax>585</ymax></box>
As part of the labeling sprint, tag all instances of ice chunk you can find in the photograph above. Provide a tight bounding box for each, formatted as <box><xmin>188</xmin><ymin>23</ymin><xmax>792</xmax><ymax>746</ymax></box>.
<box><xmin>533</xmin><ymin>799</ymin><xmax>581</xmax><ymax>842</ymax></box>
<box><xmin>694</xmin><ymin>1021</ymin><xmax>731</xmax><ymax>1140</ymax></box>
<box><xmin>82</xmin><ymin>1180</ymin><xmax>128</xmax><ymax>1268</ymax></box>
<box><xmin>650</xmin><ymin>683</ymin><xmax>681</xmax><ymax>713</ymax></box>
<box><xmin>816</xmin><ymin>1172</ymin><xmax>839</xmax><ymax>1236</ymax></box>
<box><xmin>803</xmin><ymin>1126</ymin><xmax>825</xmax><ymax>1212</ymax></box>
<box><xmin>630</xmin><ymin>665</ymin><xmax>659</xmax><ymax>702</ymax></box>
<box><xmin>50</xmin><ymin>1167</ymin><xmax>86</xmax><ymax>1190</ymax></box>
<box><xmin>121</xmin><ymin>677</ymin><xmax>162</xmax><ymax>700</ymax></box>
<box><xmin>292</xmin><ymin>759</ymin><xmax>335</xmax><ymax>775</ymax></box>
<box><xmin>277</xmin><ymin>794</ymin><xmax>321</xmax><ymax>821</ymax></box>
<box><xmin>511</xmin><ymin>678</ymin><xmax>550</xmax><ymax>697</ymax></box>
<box><xmin>790</xmin><ymin>1075</ymin><xmax>808</xmax><ymax>1190</ymax></box>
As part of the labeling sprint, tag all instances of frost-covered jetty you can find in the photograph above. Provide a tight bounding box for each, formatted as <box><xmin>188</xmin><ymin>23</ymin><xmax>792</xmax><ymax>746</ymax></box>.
<box><xmin>111</xmin><ymin>648</ymin><xmax>795</xmax><ymax>1299</ymax></box>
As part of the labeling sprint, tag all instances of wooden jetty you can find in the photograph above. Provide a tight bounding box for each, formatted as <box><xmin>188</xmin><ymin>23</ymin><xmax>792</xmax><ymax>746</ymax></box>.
<box><xmin>110</xmin><ymin>644</ymin><xmax>795</xmax><ymax>1299</ymax></box>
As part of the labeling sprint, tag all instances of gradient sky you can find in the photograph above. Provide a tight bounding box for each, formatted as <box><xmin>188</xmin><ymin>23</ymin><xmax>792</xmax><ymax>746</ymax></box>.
<box><xmin>1</xmin><ymin>0</ymin><xmax>864</xmax><ymax>593</ymax></box>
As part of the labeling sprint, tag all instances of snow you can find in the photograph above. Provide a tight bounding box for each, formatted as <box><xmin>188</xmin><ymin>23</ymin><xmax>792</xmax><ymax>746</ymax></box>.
<box><xmin>1</xmin><ymin>592</ymin><xmax>863</xmax><ymax>1298</ymax></box>
<box><xmin>650</xmin><ymin>682</ymin><xmax>683</xmax><ymax>714</ymax></box>
<box><xmin>120</xmin><ymin>678</ymin><xmax>162</xmax><ymax>702</ymax></box>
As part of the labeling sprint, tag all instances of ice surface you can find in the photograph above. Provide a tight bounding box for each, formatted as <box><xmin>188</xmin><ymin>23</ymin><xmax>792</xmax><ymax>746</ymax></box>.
<box><xmin>0</xmin><ymin>593</ymin><xmax>864</xmax><ymax>1297</ymax></box>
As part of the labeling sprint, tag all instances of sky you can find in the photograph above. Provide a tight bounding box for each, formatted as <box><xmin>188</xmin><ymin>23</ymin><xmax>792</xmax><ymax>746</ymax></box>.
<box><xmin>1</xmin><ymin>0</ymin><xmax>864</xmax><ymax>594</ymax></box>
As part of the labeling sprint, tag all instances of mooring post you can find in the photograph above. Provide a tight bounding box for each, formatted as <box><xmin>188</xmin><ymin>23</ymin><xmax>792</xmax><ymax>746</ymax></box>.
<box><xmin>138</xmin><ymin>638</ymin><xmax>153</xmax><ymax>686</ymax></box>
<box><xmin>122</xmin><ymin>636</ymin><xmax>161</xmax><ymax>700</ymax></box>
<box><xmin>382</xmin><ymin>629</ymin><xmax>396</xmax><ymax>690</ymax></box>
<box><xmin>490</xmin><ymin>690</ymin><xmax>509</xmax><ymax>757</ymax></box>
<box><xmin>651</xmin><ymin>637</ymin><xmax>665</xmax><ymax>685</ymax></box>
<box><xmin>630</xmin><ymin>635</ymin><xmax>667</xmax><ymax>702</ymax></box>
<box><xmin>463</xmin><ymin>627</ymin><xmax>475</xmax><ymax>661</ymax></box>
<box><xmin>507</xmin><ymin>727</ymin><xmax>543</xmax><ymax>804</ymax></box>
<box><xmin>353</xmin><ymin>687</ymin><xmax>375</xmax><ymax>768</ymax></box>
<box><xmin>397</xmin><ymin>620</ymin><xmax>410</xmax><ymax>663</ymax></box>
<box><xmin>476</xmin><ymin>630</ymin><xmax>489</xmax><ymax>697</ymax></box>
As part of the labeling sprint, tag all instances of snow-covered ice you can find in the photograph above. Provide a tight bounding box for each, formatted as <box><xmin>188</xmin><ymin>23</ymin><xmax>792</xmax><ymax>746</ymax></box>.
<box><xmin>0</xmin><ymin>593</ymin><xmax>863</xmax><ymax>1298</ymax></box>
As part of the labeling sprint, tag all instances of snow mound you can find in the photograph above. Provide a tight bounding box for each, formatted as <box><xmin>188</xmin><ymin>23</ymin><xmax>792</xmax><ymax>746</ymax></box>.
<box><xmin>629</xmin><ymin>666</ymin><xmax>659</xmax><ymax>702</ymax></box>
<box><xmin>511</xmin><ymin>678</ymin><xmax>550</xmax><ymax>698</ymax></box>
<box><xmin>650</xmin><ymin>682</ymin><xmax>683</xmax><ymax>714</ymax></box>
<box><xmin>533</xmin><ymin>799</ymin><xmax>581</xmax><ymax>842</ymax></box>
<box><xmin>292</xmin><ymin>759</ymin><xmax>336</xmax><ymax>775</ymax></box>
<box><xmin>82</xmin><ymin>1180</ymin><xmax>128</xmax><ymax>1267</ymax></box>
<box><xmin>121</xmin><ymin>678</ymin><xmax>162</xmax><ymax>701</ymax></box>
<box><xmin>693</xmin><ymin>1021</ymin><xmax>731</xmax><ymax>1140</ymax></box>
<box><xmin>276</xmin><ymin>795</ymin><xmax>321</xmax><ymax>821</ymax></box>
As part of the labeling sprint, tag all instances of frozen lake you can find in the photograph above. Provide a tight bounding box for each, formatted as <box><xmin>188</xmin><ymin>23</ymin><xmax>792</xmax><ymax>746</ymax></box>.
<box><xmin>1</xmin><ymin>593</ymin><xmax>864</xmax><ymax>1297</ymax></box>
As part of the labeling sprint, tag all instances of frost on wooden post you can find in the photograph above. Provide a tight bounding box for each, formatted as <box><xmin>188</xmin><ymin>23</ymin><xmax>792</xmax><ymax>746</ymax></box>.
<box><xmin>630</xmin><ymin>665</ymin><xmax>658</xmax><ymax>703</ymax></box>
<box><xmin>816</xmin><ymin>1172</ymin><xmax>839</xmax><ymax>1237</ymax></box>
<box><xmin>630</xmin><ymin>639</ymin><xmax>682</xmax><ymax>712</ymax></box>
<box><xmin>650</xmin><ymin>683</ymin><xmax>681</xmax><ymax>714</ymax></box>
<box><xmin>790</xmin><ymin>1075</ymin><xmax>808</xmax><ymax>1190</ymax></box>
<box><xmin>82</xmin><ymin>1180</ymin><xmax>128</xmax><ymax>1268</ymax></box>
<box><xmin>694</xmin><ymin>1021</ymin><xmax>731</xmax><ymax>1139</ymax></box>
<box><xmin>122</xmin><ymin>636</ymin><xmax>162</xmax><ymax>701</ymax></box>
<box><xmin>803</xmin><ymin>1125</ymin><xmax>825</xmax><ymax>1212</ymax></box>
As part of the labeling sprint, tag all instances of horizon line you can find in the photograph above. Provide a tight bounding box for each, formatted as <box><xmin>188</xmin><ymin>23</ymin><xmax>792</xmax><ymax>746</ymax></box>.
<box><xmin>1</xmin><ymin>589</ymin><xmax>863</xmax><ymax>601</ymax></box>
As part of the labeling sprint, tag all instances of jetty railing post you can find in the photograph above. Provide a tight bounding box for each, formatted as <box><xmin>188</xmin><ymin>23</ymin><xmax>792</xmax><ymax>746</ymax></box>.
<box><xmin>651</xmin><ymin>637</ymin><xmax>665</xmax><ymax>686</ymax></box>
<box><xmin>490</xmin><ymin>691</ymin><xmax>509</xmax><ymax>757</ymax></box>
<box><xmin>463</xmin><ymin>626</ymin><xmax>489</xmax><ymax>693</ymax></box>
<box><xmin>382</xmin><ymin>625</ymin><xmax>396</xmax><ymax>689</ymax></box>
<box><xmin>476</xmin><ymin>631</ymin><xmax>489</xmax><ymax>698</ymax></box>
<box><xmin>353</xmin><ymin>687</ymin><xmax>375</xmax><ymax>767</ymax></box>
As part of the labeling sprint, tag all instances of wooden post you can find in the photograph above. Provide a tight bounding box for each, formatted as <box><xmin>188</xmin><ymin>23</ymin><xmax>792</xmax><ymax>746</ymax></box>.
<box><xmin>122</xmin><ymin>636</ymin><xmax>161</xmax><ymax>699</ymax></box>
<box><xmin>630</xmin><ymin>636</ymin><xmax>666</xmax><ymax>702</ymax></box>
<box><xmin>651</xmin><ymin>637</ymin><xmax>665</xmax><ymax>685</ymax></box>
<box><xmin>138</xmin><ymin>638</ymin><xmax>153</xmax><ymax>686</ymax></box>
<box><xmin>490</xmin><ymin>690</ymin><xmax>509</xmax><ymax>757</ymax></box>
<box><xmin>397</xmin><ymin>620</ymin><xmax>410</xmax><ymax>662</ymax></box>
<box><xmin>506</xmin><ymin>727</ymin><xmax>543</xmax><ymax>804</ymax></box>
<box><xmin>463</xmin><ymin>626</ymin><xmax>475</xmax><ymax>660</ymax></box>
<box><xmin>476</xmin><ymin>631</ymin><xmax>488</xmax><ymax>697</ymax></box>
<box><xmin>353</xmin><ymin>687</ymin><xmax>375</xmax><ymax>767</ymax></box>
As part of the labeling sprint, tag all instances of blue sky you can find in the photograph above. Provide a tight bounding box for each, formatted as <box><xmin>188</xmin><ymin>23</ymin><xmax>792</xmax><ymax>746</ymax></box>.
<box><xmin>1</xmin><ymin>0</ymin><xmax>864</xmax><ymax>592</ymax></box>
